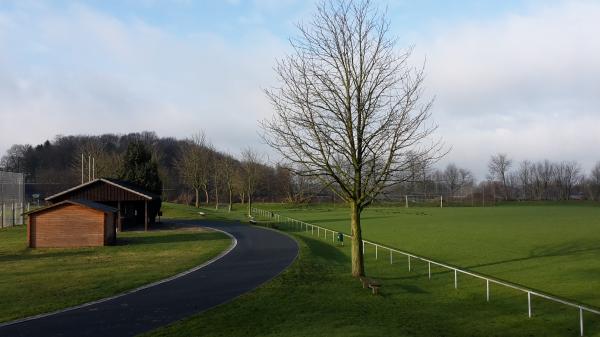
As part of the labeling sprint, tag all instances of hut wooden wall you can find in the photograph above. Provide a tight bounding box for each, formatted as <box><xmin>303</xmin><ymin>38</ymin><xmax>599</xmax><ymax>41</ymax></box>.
<box><xmin>28</xmin><ymin>204</ymin><xmax>106</xmax><ymax>248</ymax></box>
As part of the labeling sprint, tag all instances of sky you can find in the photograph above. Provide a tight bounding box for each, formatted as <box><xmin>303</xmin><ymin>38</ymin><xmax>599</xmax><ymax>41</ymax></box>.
<box><xmin>0</xmin><ymin>0</ymin><xmax>599</xmax><ymax>179</ymax></box>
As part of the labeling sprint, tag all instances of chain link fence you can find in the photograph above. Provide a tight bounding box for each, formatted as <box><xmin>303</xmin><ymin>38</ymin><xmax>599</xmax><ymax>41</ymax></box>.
<box><xmin>0</xmin><ymin>171</ymin><xmax>26</xmax><ymax>227</ymax></box>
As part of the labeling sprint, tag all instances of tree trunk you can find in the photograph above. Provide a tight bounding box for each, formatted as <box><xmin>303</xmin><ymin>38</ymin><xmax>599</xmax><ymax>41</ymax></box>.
<box><xmin>195</xmin><ymin>188</ymin><xmax>200</xmax><ymax>208</ymax></box>
<box><xmin>350</xmin><ymin>201</ymin><xmax>365</xmax><ymax>277</ymax></box>
<box><xmin>247</xmin><ymin>194</ymin><xmax>252</xmax><ymax>217</ymax></box>
<box><xmin>204</xmin><ymin>189</ymin><xmax>209</xmax><ymax>205</ymax></box>
<box><xmin>228</xmin><ymin>186</ymin><xmax>233</xmax><ymax>212</ymax></box>
<box><xmin>215</xmin><ymin>186</ymin><xmax>219</xmax><ymax>210</ymax></box>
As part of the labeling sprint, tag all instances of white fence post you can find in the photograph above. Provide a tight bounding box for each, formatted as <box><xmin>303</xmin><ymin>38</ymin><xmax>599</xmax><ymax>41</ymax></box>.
<box><xmin>528</xmin><ymin>292</ymin><xmax>532</xmax><ymax>318</ymax></box>
<box><xmin>486</xmin><ymin>279</ymin><xmax>490</xmax><ymax>302</ymax></box>
<box><xmin>454</xmin><ymin>269</ymin><xmax>458</xmax><ymax>289</ymax></box>
<box><xmin>375</xmin><ymin>245</ymin><xmax>378</xmax><ymax>260</ymax></box>
<box><xmin>428</xmin><ymin>262</ymin><xmax>431</xmax><ymax>279</ymax></box>
<box><xmin>390</xmin><ymin>250</ymin><xmax>393</xmax><ymax>264</ymax></box>
<box><xmin>408</xmin><ymin>256</ymin><xmax>411</xmax><ymax>271</ymax></box>
<box><xmin>580</xmin><ymin>307</ymin><xmax>584</xmax><ymax>336</ymax></box>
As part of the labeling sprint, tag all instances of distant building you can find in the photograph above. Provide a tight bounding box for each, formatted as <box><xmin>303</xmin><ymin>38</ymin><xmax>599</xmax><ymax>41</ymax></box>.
<box><xmin>26</xmin><ymin>199</ymin><xmax>117</xmax><ymax>248</ymax></box>
<box><xmin>45</xmin><ymin>178</ymin><xmax>162</xmax><ymax>231</ymax></box>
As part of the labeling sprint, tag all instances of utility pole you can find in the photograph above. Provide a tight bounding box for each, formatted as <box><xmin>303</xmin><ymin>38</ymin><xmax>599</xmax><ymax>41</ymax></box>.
<box><xmin>81</xmin><ymin>153</ymin><xmax>84</xmax><ymax>184</ymax></box>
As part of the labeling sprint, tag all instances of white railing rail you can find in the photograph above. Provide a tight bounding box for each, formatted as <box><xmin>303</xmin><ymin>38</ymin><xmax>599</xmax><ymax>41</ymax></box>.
<box><xmin>251</xmin><ymin>207</ymin><xmax>599</xmax><ymax>336</ymax></box>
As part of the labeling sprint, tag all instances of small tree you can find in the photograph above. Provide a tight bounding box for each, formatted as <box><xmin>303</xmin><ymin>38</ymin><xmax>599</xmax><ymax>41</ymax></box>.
<box><xmin>175</xmin><ymin>133</ymin><xmax>210</xmax><ymax>208</ymax></box>
<box><xmin>220</xmin><ymin>154</ymin><xmax>237</xmax><ymax>212</ymax></box>
<box><xmin>262</xmin><ymin>0</ymin><xmax>441</xmax><ymax>277</ymax></box>
<box><xmin>488</xmin><ymin>153</ymin><xmax>513</xmax><ymax>200</ymax></box>
<box><xmin>119</xmin><ymin>141</ymin><xmax>162</xmax><ymax>195</ymax></box>
<box><xmin>241</xmin><ymin>148</ymin><xmax>262</xmax><ymax>217</ymax></box>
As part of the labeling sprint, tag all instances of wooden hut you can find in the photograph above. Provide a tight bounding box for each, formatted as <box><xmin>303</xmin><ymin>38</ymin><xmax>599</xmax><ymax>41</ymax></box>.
<box><xmin>26</xmin><ymin>199</ymin><xmax>117</xmax><ymax>248</ymax></box>
<box><xmin>45</xmin><ymin>178</ymin><xmax>161</xmax><ymax>231</ymax></box>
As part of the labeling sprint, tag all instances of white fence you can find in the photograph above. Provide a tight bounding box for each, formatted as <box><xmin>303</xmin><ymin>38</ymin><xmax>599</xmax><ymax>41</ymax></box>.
<box><xmin>0</xmin><ymin>171</ymin><xmax>26</xmax><ymax>227</ymax></box>
<box><xmin>0</xmin><ymin>202</ymin><xmax>27</xmax><ymax>228</ymax></box>
<box><xmin>251</xmin><ymin>207</ymin><xmax>599</xmax><ymax>336</ymax></box>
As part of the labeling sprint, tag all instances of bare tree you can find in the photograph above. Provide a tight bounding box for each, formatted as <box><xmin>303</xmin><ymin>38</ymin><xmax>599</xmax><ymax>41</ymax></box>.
<box><xmin>262</xmin><ymin>0</ymin><xmax>441</xmax><ymax>277</ymax></box>
<box><xmin>532</xmin><ymin>160</ymin><xmax>553</xmax><ymax>200</ymax></box>
<box><xmin>488</xmin><ymin>153</ymin><xmax>513</xmax><ymax>200</ymax></box>
<box><xmin>208</xmin><ymin>146</ymin><xmax>220</xmax><ymax>210</ymax></box>
<box><xmin>72</xmin><ymin>138</ymin><xmax>121</xmax><ymax>181</ymax></box>
<box><xmin>517</xmin><ymin>160</ymin><xmax>533</xmax><ymax>200</ymax></box>
<box><xmin>586</xmin><ymin>162</ymin><xmax>600</xmax><ymax>201</ymax></box>
<box><xmin>0</xmin><ymin>144</ymin><xmax>29</xmax><ymax>172</ymax></box>
<box><xmin>443</xmin><ymin>164</ymin><xmax>460</xmax><ymax>195</ymax></box>
<box><xmin>554</xmin><ymin>161</ymin><xmax>582</xmax><ymax>200</ymax></box>
<box><xmin>175</xmin><ymin>132</ymin><xmax>210</xmax><ymax>208</ymax></box>
<box><xmin>241</xmin><ymin>148</ymin><xmax>262</xmax><ymax>217</ymax></box>
<box><xmin>220</xmin><ymin>154</ymin><xmax>237</xmax><ymax>212</ymax></box>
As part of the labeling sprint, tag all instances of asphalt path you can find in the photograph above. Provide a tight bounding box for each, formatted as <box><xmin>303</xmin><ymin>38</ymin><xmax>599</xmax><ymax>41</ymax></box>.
<box><xmin>0</xmin><ymin>222</ymin><xmax>298</xmax><ymax>337</ymax></box>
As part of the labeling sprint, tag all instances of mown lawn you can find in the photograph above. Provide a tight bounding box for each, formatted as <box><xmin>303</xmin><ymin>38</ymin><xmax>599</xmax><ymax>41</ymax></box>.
<box><xmin>255</xmin><ymin>203</ymin><xmax>600</xmax><ymax>308</ymax></box>
<box><xmin>0</xmin><ymin>221</ymin><xmax>231</xmax><ymax>323</ymax></box>
<box><xmin>143</xmin><ymin>221</ymin><xmax>600</xmax><ymax>337</ymax></box>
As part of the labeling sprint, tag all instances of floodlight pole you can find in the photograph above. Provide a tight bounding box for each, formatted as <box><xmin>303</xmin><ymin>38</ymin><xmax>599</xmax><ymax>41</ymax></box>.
<box><xmin>81</xmin><ymin>153</ymin><xmax>84</xmax><ymax>184</ymax></box>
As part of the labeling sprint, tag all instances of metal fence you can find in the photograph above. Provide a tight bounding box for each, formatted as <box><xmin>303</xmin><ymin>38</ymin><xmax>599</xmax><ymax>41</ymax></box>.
<box><xmin>0</xmin><ymin>171</ymin><xmax>26</xmax><ymax>227</ymax></box>
<box><xmin>251</xmin><ymin>207</ymin><xmax>599</xmax><ymax>336</ymax></box>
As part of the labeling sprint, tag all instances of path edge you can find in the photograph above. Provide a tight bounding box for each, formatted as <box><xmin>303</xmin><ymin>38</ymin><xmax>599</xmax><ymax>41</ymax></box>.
<box><xmin>0</xmin><ymin>226</ymin><xmax>237</xmax><ymax>329</ymax></box>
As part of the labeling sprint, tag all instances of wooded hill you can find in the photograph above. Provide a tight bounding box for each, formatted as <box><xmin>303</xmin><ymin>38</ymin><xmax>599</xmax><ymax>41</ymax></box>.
<box><xmin>0</xmin><ymin>131</ymin><xmax>303</xmax><ymax>205</ymax></box>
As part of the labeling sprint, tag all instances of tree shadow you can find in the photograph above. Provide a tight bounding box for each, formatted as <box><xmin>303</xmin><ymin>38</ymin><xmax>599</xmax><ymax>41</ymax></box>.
<box><xmin>116</xmin><ymin>231</ymin><xmax>226</xmax><ymax>246</ymax></box>
<box><xmin>0</xmin><ymin>249</ymin><xmax>97</xmax><ymax>263</ymax></box>
<box><xmin>465</xmin><ymin>240</ymin><xmax>600</xmax><ymax>271</ymax></box>
<box><xmin>299</xmin><ymin>235</ymin><xmax>348</xmax><ymax>265</ymax></box>
<box><xmin>375</xmin><ymin>239</ymin><xmax>600</xmax><ymax>282</ymax></box>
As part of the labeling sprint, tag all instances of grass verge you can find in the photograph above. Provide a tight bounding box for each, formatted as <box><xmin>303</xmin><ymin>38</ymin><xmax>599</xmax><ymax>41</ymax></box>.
<box><xmin>143</xmin><ymin>223</ymin><xmax>600</xmax><ymax>337</ymax></box>
<box><xmin>0</xmin><ymin>222</ymin><xmax>231</xmax><ymax>323</ymax></box>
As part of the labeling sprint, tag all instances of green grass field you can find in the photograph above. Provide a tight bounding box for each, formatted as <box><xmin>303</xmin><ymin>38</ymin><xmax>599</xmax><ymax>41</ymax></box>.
<box><xmin>0</xmin><ymin>223</ymin><xmax>231</xmax><ymax>323</ymax></box>
<box><xmin>260</xmin><ymin>203</ymin><xmax>600</xmax><ymax>309</ymax></box>
<box><xmin>144</xmin><ymin>203</ymin><xmax>600</xmax><ymax>337</ymax></box>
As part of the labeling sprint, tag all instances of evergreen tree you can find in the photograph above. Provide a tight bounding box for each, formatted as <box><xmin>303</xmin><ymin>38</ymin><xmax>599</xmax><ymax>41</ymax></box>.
<box><xmin>119</xmin><ymin>141</ymin><xmax>162</xmax><ymax>195</ymax></box>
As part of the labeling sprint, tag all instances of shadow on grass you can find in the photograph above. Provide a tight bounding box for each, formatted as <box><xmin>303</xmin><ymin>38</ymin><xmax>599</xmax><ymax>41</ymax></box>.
<box><xmin>0</xmin><ymin>249</ymin><xmax>97</xmax><ymax>263</ymax></box>
<box><xmin>300</xmin><ymin>235</ymin><xmax>348</xmax><ymax>265</ymax></box>
<box><xmin>397</xmin><ymin>284</ymin><xmax>429</xmax><ymax>294</ymax></box>
<box><xmin>117</xmin><ymin>231</ymin><xmax>225</xmax><ymax>246</ymax></box>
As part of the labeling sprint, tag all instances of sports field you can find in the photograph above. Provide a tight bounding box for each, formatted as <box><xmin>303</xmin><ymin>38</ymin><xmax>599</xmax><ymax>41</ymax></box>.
<box><xmin>144</xmin><ymin>202</ymin><xmax>600</xmax><ymax>337</ymax></box>
<box><xmin>267</xmin><ymin>203</ymin><xmax>600</xmax><ymax>308</ymax></box>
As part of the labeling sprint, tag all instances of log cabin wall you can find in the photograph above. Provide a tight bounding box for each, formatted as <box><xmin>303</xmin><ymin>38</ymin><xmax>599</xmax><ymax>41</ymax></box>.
<box><xmin>28</xmin><ymin>204</ymin><xmax>106</xmax><ymax>248</ymax></box>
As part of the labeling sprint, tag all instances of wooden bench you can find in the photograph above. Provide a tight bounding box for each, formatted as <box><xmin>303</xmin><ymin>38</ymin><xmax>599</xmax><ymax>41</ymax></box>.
<box><xmin>359</xmin><ymin>277</ymin><xmax>382</xmax><ymax>295</ymax></box>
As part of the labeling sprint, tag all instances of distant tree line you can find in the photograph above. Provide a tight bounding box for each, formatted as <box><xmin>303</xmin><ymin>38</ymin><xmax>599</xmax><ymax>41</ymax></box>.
<box><xmin>1</xmin><ymin>133</ymin><xmax>599</xmax><ymax>206</ymax></box>
<box><xmin>389</xmin><ymin>153</ymin><xmax>600</xmax><ymax>204</ymax></box>
<box><xmin>485</xmin><ymin>153</ymin><xmax>599</xmax><ymax>202</ymax></box>
<box><xmin>0</xmin><ymin>131</ymin><xmax>325</xmax><ymax>208</ymax></box>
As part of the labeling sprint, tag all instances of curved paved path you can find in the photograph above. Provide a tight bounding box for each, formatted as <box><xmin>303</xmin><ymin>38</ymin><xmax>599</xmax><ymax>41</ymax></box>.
<box><xmin>0</xmin><ymin>222</ymin><xmax>298</xmax><ymax>337</ymax></box>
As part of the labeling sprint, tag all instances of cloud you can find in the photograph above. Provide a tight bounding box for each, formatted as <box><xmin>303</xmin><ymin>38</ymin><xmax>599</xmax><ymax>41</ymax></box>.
<box><xmin>1</xmin><ymin>1</ymin><xmax>599</xmax><ymax>180</ymax></box>
<box><xmin>0</xmin><ymin>3</ymin><xmax>287</xmax><ymax>158</ymax></box>
<box><xmin>414</xmin><ymin>0</ymin><xmax>600</xmax><ymax>178</ymax></box>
